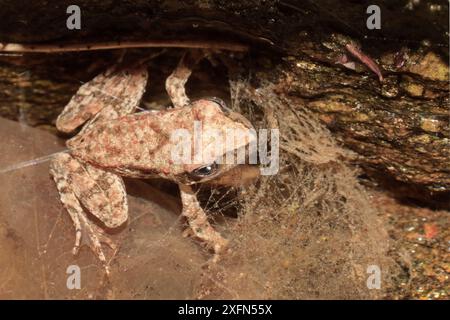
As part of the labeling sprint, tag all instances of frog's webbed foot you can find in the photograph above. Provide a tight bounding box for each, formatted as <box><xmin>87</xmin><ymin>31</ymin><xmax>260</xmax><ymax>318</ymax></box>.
<box><xmin>178</xmin><ymin>184</ymin><xmax>229</xmax><ymax>260</ymax></box>
<box><xmin>50</xmin><ymin>153</ymin><xmax>128</xmax><ymax>275</ymax></box>
<box><xmin>165</xmin><ymin>50</ymin><xmax>207</xmax><ymax>108</ymax></box>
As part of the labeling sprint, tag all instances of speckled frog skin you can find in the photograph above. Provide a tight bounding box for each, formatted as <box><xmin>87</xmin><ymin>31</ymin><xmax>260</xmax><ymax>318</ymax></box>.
<box><xmin>50</xmin><ymin>51</ymin><xmax>256</xmax><ymax>273</ymax></box>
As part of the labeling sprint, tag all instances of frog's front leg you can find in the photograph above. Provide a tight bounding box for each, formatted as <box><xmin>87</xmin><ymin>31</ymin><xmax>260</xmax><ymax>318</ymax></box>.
<box><xmin>178</xmin><ymin>184</ymin><xmax>229</xmax><ymax>258</ymax></box>
<box><xmin>50</xmin><ymin>153</ymin><xmax>128</xmax><ymax>274</ymax></box>
<box><xmin>165</xmin><ymin>50</ymin><xmax>205</xmax><ymax>108</ymax></box>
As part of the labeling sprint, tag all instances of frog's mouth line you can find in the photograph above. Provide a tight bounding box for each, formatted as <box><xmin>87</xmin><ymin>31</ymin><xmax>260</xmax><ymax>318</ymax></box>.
<box><xmin>204</xmin><ymin>164</ymin><xmax>261</xmax><ymax>187</ymax></box>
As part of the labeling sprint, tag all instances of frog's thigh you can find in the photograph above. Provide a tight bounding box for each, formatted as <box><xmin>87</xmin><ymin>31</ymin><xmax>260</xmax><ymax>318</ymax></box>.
<box><xmin>178</xmin><ymin>184</ymin><xmax>228</xmax><ymax>254</ymax></box>
<box><xmin>50</xmin><ymin>153</ymin><xmax>128</xmax><ymax>229</ymax></box>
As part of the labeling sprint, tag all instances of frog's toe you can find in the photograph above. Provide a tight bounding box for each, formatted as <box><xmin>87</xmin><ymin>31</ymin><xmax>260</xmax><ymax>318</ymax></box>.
<box><xmin>76</xmin><ymin>212</ymin><xmax>118</xmax><ymax>275</ymax></box>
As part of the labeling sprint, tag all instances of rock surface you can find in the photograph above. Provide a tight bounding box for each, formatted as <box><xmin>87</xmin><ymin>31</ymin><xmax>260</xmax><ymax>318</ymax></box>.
<box><xmin>0</xmin><ymin>117</ymin><xmax>207</xmax><ymax>299</ymax></box>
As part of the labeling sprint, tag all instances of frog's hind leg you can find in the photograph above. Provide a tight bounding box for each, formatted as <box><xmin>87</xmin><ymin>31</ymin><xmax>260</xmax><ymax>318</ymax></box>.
<box><xmin>165</xmin><ymin>50</ymin><xmax>206</xmax><ymax>108</ymax></box>
<box><xmin>56</xmin><ymin>64</ymin><xmax>148</xmax><ymax>133</ymax></box>
<box><xmin>178</xmin><ymin>184</ymin><xmax>228</xmax><ymax>260</ymax></box>
<box><xmin>50</xmin><ymin>153</ymin><xmax>128</xmax><ymax>274</ymax></box>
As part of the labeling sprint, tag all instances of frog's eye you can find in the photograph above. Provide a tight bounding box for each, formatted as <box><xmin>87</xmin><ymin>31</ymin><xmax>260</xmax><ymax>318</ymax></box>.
<box><xmin>190</xmin><ymin>162</ymin><xmax>219</xmax><ymax>179</ymax></box>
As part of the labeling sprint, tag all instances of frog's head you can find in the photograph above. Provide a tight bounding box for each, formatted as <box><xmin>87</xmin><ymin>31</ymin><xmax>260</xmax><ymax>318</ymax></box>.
<box><xmin>173</xmin><ymin>97</ymin><xmax>260</xmax><ymax>186</ymax></box>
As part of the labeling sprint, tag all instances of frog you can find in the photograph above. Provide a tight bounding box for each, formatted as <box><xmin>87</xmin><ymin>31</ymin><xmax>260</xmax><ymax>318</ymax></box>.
<box><xmin>50</xmin><ymin>51</ymin><xmax>258</xmax><ymax>273</ymax></box>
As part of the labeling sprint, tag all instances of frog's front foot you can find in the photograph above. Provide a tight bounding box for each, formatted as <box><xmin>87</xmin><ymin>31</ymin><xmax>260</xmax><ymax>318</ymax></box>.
<box><xmin>179</xmin><ymin>184</ymin><xmax>229</xmax><ymax>260</ymax></box>
<box><xmin>165</xmin><ymin>49</ymin><xmax>207</xmax><ymax>108</ymax></box>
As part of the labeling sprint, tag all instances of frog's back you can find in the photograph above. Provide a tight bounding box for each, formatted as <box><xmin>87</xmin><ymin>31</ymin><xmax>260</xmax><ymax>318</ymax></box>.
<box><xmin>67</xmin><ymin>111</ymin><xmax>179</xmax><ymax>178</ymax></box>
<box><xmin>67</xmin><ymin>101</ymin><xmax>254</xmax><ymax>180</ymax></box>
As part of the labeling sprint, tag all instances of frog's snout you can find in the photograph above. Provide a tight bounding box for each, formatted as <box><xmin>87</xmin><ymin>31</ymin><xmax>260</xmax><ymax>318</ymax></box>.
<box><xmin>195</xmin><ymin>97</ymin><xmax>255</xmax><ymax>130</ymax></box>
<box><xmin>204</xmin><ymin>97</ymin><xmax>231</xmax><ymax>114</ymax></box>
